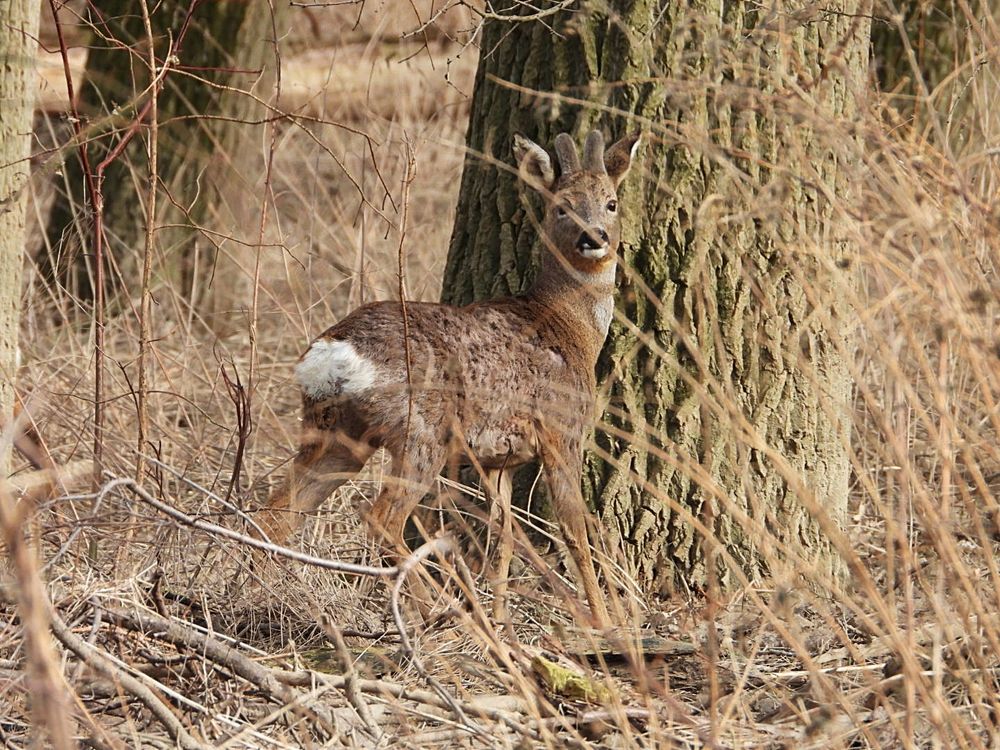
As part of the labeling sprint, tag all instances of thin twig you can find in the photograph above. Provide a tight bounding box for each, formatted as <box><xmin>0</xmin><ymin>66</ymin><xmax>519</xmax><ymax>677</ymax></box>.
<box><xmin>323</xmin><ymin>620</ymin><xmax>380</xmax><ymax>735</ymax></box>
<box><xmin>397</xmin><ymin>140</ymin><xmax>417</xmax><ymax>457</ymax></box>
<box><xmin>245</xmin><ymin>0</ymin><xmax>284</xmax><ymax>485</ymax></box>
<box><xmin>135</xmin><ymin>0</ymin><xmax>160</xmax><ymax>484</ymax></box>
<box><xmin>46</xmin><ymin>0</ymin><xmax>103</xmax><ymax>490</ymax></box>
<box><xmin>219</xmin><ymin>364</ymin><xmax>251</xmax><ymax>502</ymax></box>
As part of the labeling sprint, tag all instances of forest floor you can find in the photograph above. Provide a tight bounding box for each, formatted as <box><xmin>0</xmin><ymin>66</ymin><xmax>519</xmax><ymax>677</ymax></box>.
<box><xmin>3</xmin><ymin>2</ymin><xmax>1000</xmax><ymax>748</ymax></box>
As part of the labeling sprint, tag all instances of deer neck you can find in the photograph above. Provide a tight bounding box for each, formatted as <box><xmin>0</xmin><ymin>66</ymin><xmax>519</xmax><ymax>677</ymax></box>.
<box><xmin>528</xmin><ymin>253</ymin><xmax>617</xmax><ymax>356</ymax></box>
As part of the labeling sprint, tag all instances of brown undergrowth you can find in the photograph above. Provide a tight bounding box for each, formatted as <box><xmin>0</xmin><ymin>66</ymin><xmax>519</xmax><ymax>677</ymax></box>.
<box><xmin>2</xmin><ymin>1</ymin><xmax>1000</xmax><ymax>748</ymax></box>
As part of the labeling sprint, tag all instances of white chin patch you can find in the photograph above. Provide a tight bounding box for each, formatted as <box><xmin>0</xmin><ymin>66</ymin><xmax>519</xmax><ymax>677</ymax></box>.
<box><xmin>580</xmin><ymin>246</ymin><xmax>609</xmax><ymax>260</ymax></box>
<box><xmin>296</xmin><ymin>339</ymin><xmax>376</xmax><ymax>399</ymax></box>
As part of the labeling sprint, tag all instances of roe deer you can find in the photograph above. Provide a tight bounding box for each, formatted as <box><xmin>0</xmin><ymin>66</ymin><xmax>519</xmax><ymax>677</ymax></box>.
<box><xmin>259</xmin><ymin>129</ymin><xmax>640</xmax><ymax>627</ymax></box>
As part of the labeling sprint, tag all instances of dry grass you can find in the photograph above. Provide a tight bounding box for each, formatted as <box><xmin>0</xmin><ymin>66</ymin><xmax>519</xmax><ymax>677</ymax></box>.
<box><xmin>3</xmin><ymin>1</ymin><xmax>1000</xmax><ymax>748</ymax></box>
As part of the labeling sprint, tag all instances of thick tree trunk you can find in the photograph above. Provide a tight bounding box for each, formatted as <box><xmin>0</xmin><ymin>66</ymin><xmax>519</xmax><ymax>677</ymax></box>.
<box><xmin>445</xmin><ymin>2</ymin><xmax>867</xmax><ymax>593</ymax></box>
<box><xmin>0</xmin><ymin>0</ymin><xmax>40</xmax><ymax>473</ymax></box>
<box><xmin>42</xmin><ymin>1</ymin><xmax>283</xmax><ymax>331</ymax></box>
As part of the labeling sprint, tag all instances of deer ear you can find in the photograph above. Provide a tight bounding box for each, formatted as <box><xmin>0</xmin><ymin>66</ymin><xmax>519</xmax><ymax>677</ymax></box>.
<box><xmin>513</xmin><ymin>134</ymin><xmax>555</xmax><ymax>192</ymax></box>
<box><xmin>605</xmin><ymin>131</ymin><xmax>642</xmax><ymax>187</ymax></box>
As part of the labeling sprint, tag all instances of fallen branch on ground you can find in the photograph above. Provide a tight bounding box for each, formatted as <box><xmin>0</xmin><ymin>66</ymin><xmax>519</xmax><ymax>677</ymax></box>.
<box><xmin>46</xmin><ymin>602</ymin><xmax>207</xmax><ymax>750</ymax></box>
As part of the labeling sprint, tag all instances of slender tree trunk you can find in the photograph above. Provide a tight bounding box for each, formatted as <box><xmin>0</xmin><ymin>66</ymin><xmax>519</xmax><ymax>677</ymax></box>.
<box><xmin>445</xmin><ymin>2</ymin><xmax>868</xmax><ymax>593</ymax></box>
<box><xmin>42</xmin><ymin>1</ymin><xmax>284</xmax><ymax>332</ymax></box>
<box><xmin>0</xmin><ymin>0</ymin><xmax>41</xmax><ymax>473</ymax></box>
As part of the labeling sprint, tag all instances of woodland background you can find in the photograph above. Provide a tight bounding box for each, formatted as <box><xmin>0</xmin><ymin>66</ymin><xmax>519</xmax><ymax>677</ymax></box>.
<box><xmin>0</xmin><ymin>0</ymin><xmax>999</xmax><ymax>747</ymax></box>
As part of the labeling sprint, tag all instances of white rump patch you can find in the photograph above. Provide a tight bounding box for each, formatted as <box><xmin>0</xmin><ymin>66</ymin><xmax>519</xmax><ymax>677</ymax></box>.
<box><xmin>296</xmin><ymin>339</ymin><xmax>377</xmax><ymax>399</ymax></box>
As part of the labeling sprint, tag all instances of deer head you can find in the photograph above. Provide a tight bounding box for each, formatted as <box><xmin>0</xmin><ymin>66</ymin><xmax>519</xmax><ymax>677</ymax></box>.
<box><xmin>514</xmin><ymin>129</ymin><xmax>641</xmax><ymax>275</ymax></box>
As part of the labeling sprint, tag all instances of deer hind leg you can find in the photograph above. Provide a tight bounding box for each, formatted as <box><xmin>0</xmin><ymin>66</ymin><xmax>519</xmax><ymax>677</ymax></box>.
<box><xmin>365</xmin><ymin>439</ymin><xmax>448</xmax><ymax>552</ymax></box>
<box><xmin>363</xmin><ymin>440</ymin><xmax>449</xmax><ymax>616</ymax></box>
<box><xmin>260</xmin><ymin>429</ymin><xmax>374</xmax><ymax>543</ymax></box>
<box><xmin>540</xmin><ymin>437</ymin><xmax>611</xmax><ymax>628</ymax></box>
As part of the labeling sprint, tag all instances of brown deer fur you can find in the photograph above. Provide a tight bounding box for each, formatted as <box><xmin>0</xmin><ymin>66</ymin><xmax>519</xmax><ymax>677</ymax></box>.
<box><xmin>259</xmin><ymin>130</ymin><xmax>641</xmax><ymax>627</ymax></box>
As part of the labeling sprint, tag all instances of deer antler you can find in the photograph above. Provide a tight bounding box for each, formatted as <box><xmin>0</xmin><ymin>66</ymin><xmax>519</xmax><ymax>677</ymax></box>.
<box><xmin>554</xmin><ymin>133</ymin><xmax>581</xmax><ymax>175</ymax></box>
<box><xmin>582</xmin><ymin>130</ymin><xmax>606</xmax><ymax>174</ymax></box>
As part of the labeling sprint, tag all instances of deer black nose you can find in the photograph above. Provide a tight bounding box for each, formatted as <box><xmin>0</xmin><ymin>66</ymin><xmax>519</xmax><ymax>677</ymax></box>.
<box><xmin>577</xmin><ymin>229</ymin><xmax>609</xmax><ymax>250</ymax></box>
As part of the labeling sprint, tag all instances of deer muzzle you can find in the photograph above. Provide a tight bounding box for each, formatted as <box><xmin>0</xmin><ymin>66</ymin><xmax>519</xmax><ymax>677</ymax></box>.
<box><xmin>577</xmin><ymin>228</ymin><xmax>610</xmax><ymax>258</ymax></box>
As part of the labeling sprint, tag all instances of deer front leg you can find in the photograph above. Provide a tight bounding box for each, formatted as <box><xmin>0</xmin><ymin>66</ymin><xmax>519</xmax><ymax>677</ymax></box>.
<box><xmin>540</xmin><ymin>437</ymin><xmax>611</xmax><ymax>628</ymax></box>
<box><xmin>365</xmin><ymin>439</ymin><xmax>448</xmax><ymax>552</ymax></box>
<box><xmin>364</xmin><ymin>441</ymin><xmax>449</xmax><ymax>617</ymax></box>
<box><xmin>484</xmin><ymin>468</ymin><xmax>515</xmax><ymax>625</ymax></box>
<box><xmin>364</xmin><ymin>481</ymin><xmax>425</xmax><ymax>552</ymax></box>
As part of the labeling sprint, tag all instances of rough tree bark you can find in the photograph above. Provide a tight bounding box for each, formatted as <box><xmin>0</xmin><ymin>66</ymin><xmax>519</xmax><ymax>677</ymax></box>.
<box><xmin>0</xmin><ymin>0</ymin><xmax>41</xmax><ymax>473</ymax></box>
<box><xmin>444</xmin><ymin>2</ymin><xmax>868</xmax><ymax>593</ymax></box>
<box><xmin>42</xmin><ymin>1</ymin><xmax>283</xmax><ymax>331</ymax></box>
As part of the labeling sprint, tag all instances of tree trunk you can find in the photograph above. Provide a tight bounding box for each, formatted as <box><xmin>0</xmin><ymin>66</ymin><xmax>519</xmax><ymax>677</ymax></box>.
<box><xmin>0</xmin><ymin>0</ymin><xmax>40</xmax><ymax>474</ymax></box>
<box><xmin>42</xmin><ymin>1</ymin><xmax>283</xmax><ymax>331</ymax></box>
<box><xmin>444</xmin><ymin>3</ymin><xmax>867</xmax><ymax>593</ymax></box>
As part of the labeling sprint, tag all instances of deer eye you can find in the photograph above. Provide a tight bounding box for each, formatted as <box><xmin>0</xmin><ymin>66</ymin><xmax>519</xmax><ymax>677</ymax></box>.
<box><xmin>607</xmin><ymin>200</ymin><xmax>618</xmax><ymax>212</ymax></box>
<box><xmin>556</xmin><ymin>204</ymin><xmax>571</xmax><ymax>218</ymax></box>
